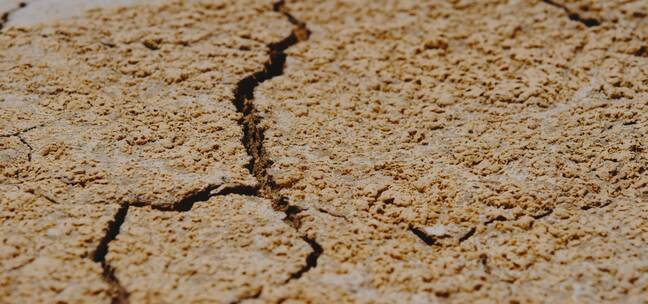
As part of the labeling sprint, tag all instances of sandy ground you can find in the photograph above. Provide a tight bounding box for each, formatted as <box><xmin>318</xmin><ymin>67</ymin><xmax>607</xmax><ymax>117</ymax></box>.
<box><xmin>0</xmin><ymin>0</ymin><xmax>646</xmax><ymax>303</ymax></box>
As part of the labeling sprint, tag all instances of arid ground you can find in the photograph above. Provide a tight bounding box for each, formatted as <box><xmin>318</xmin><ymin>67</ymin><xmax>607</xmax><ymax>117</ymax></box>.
<box><xmin>1</xmin><ymin>0</ymin><xmax>647</xmax><ymax>303</ymax></box>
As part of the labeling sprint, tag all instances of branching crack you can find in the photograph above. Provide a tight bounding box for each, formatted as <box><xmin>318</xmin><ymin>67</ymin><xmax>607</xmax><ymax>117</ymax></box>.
<box><xmin>232</xmin><ymin>0</ymin><xmax>321</xmax><ymax>287</ymax></box>
<box><xmin>89</xmin><ymin>1</ymin><xmax>316</xmax><ymax>301</ymax></box>
<box><xmin>0</xmin><ymin>1</ymin><xmax>27</xmax><ymax>31</ymax></box>
<box><xmin>1</xmin><ymin>122</ymin><xmax>57</xmax><ymax>162</ymax></box>
<box><xmin>92</xmin><ymin>183</ymin><xmax>258</xmax><ymax>303</ymax></box>
<box><xmin>542</xmin><ymin>0</ymin><xmax>601</xmax><ymax>27</ymax></box>
<box><xmin>16</xmin><ymin>135</ymin><xmax>33</xmax><ymax>161</ymax></box>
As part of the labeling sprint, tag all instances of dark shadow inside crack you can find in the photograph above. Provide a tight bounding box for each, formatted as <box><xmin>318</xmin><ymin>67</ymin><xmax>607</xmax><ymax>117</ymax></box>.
<box><xmin>541</xmin><ymin>0</ymin><xmax>600</xmax><ymax>27</ymax></box>
<box><xmin>91</xmin><ymin>2</ymin><xmax>319</xmax><ymax>302</ymax></box>
<box><xmin>410</xmin><ymin>226</ymin><xmax>438</xmax><ymax>246</ymax></box>
<box><xmin>231</xmin><ymin>0</ymin><xmax>322</xmax><ymax>288</ymax></box>
<box><xmin>213</xmin><ymin>184</ymin><xmax>259</xmax><ymax>197</ymax></box>
<box><xmin>93</xmin><ymin>203</ymin><xmax>130</xmax><ymax>304</ymax></box>
<box><xmin>458</xmin><ymin>227</ymin><xmax>476</xmax><ymax>242</ymax></box>
<box><xmin>153</xmin><ymin>185</ymin><xmax>217</xmax><ymax>212</ymax></box>
<box><xmin>287</xmin><ymin>236</ymin><xmax>323</xmax><ymax>282</ymax></box>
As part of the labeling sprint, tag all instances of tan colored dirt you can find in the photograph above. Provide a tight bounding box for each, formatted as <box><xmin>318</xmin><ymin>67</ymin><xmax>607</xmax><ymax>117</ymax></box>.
<box><xmin>254</xmin><ymin>0</ymin><xmax>648</xmax><ymax>302</ymax></box>
<box><xmin>1</xmin><ymin>0</ymin><xmax>647</xmax><ymax>303</ymax></box>
<box><xmin>0</xmin><ymin>185</ymin><xmax>115</xmax><ymax>303</ymax></box>
<box><xmin>0</xmin><ymin>0</ymin><xmax>296</xmax><ymax>208</ymax></box>
<box><xmin>108</xmin><ymin>195</ymin><xmax>310</xmax><ymax>303</ymax></box>
<box><xmin>1</xmin><ymin>0</ymin><xmax>293</xmax><ymax>302</ymax></box>
<box><xmin>4</xmin><ymin>0</ymin><xmax>165</xmax><ymax>28</ymax></box>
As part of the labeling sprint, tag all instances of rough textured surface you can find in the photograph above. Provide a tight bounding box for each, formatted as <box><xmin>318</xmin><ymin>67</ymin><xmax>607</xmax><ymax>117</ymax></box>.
<box><xmin>108</xmin><ymin>195</ymin><xmax>310</xmax><ymax>303</ymax></box>
<box><xmin>255</xmin><ymin>0</ymin><xmax>648</xmax><ymax>302</ymax></box>
<box><xmin>549</xmin><ymin>0</ymin><xmax>648</xmax><ymax>24</ymax></box>
<box><xmin>0</xmin><ymin>185</ymin><xmax>114</xmax><ymax>303</ymax></box>
<box><xmin>0</xmin><ymin>0</ymin><xmax>294</xmax><ymax>208</ymax></box>
<box><xmin>1</xmin><ymin>0</ymin><xmax>647</xmax><ymax>303</ymax></box>
<box><xmin>1</xmin><ymin>0</ymin><xmax>294</xmax><ymax>302</ymax></box>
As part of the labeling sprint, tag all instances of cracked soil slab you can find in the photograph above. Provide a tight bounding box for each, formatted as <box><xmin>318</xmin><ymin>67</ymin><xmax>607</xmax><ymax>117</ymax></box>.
<box><xmin>1</xmin><ymin>0</ymin><xmax>647</xmax><ymax>303</ymax></box>
<box><xmin>0</xmin><ymin>185</ymin><xmax>116</xmax><ymax>303</ymax></box>
<box><xmin>108</xmin><ymin>195</ymin><xmax>310</xmax><ymax>303</ymax></box>
<box><xmin>0</xmin><ymin>0</ymin><xmax>297</xmax><ymax>208</ymax></box>
<box><xmin>255</xmin><ymin>0</ymin><xmax>648</xmax><ymax>302</ymax></box>
<box><xmin>1</xmin><ymin>0</ymin><xmax>295</xmax><ymax>302</ymax></box>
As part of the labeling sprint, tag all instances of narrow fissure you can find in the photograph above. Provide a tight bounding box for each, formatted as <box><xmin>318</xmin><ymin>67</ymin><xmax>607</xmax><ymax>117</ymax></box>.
<box><xmin>93</xmin><ymin>203</ymin><xmax>130</xmax><ymax>304</ymax></box>
<box><xmin>458</xmin><ymin>227</ymin><xmax>476</xmax><ymax>243</ymax></box>
<box><xmin>541</xmin><ymin>0</ymin><xmax>601</xmax><ymax>27</ymax></box>
<box><xmin>412</xmin><ymin>208</ymin><xmax>554</xmax><ymax>245</ymax></box>
<box><xmin>232</xmin><ymin>0</ymin><xmax>323</xmax><ymax>283</ymax></box>
<box><xmin>0</xmin><ymin>1</ymin><xmax>27</xmax><ymax>31</ymax></box>
<box><xmin>93</xmin><ymin>183</ymin><xmax>259</xmax><ymax>303</ymax></box>
<box><xmin>0</xmin><ymin>124</ymin><xmax>42</xmax><ymax>137</ymax></box>
<box><xmin>92</xmin><ymin>1</ymin><xmax>318</xmax><ymax>301</ymax></box>
<box><xmin>1</xmin><ymin>123</ymin><xmax>49</xmax><ymax>162</ymax></box>
<box><xmin>410</xmin><ymin>227</ymin><xmax>437</xmax><ymax>246</ymax></box>
<box><xmin>287</xmin><ymin>236</ymin><xmax>323</xmax><ymax>281</ymax></box>
<box><xmin>17</xmin><ymin>135</ymin><xmax>33</xmax><ymax>161</ymax></box>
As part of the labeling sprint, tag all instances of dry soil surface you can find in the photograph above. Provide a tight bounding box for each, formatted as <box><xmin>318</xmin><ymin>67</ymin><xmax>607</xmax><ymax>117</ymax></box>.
<box><xmin>0</xmin><ymin>0</ymin><xmax>647</xmax><ymax>303</ymax></box>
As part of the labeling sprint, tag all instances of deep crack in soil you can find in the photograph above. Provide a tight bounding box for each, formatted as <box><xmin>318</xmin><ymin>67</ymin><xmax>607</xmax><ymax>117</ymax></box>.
<box><xmin>92</xmin><ymin>183</ymin><xmax>261</xmax><ymax>304</ymax></box>
<box><xmin>233</xmin><ymin>1</ymin><xmax>309</xmax><ymax>205</ymax></box>
<box><xmin>233</xmin><ymin>0</ymin><xmax>323</xmax><ymax>285</ymax></box>
<box><xmin>287</xmin><ymin>237</ymin><xmax>323</xmax><ymax>281</ymax></box>
<box><xmin>91</xmin><ymin>1</ymin><xmax>319</xmax><ymax>302</ymax></box>
<box><xmin>93</xmin><ymin>204</ymin><xmax>130</xmax><ymax>304</ymax></box>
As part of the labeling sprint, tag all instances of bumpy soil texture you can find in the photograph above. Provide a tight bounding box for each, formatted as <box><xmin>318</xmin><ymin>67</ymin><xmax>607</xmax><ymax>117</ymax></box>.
<box><xmin>1</xmin><ymin>0</ymin><xmax>647</xmax><ymax>303</ymax></box>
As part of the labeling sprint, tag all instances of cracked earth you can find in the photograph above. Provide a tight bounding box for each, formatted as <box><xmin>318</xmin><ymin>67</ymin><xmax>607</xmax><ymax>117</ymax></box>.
<box><xmin>0</xmin><ymin>0</ymin><xmax>647</xmax><ymax>303</ymax></box>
